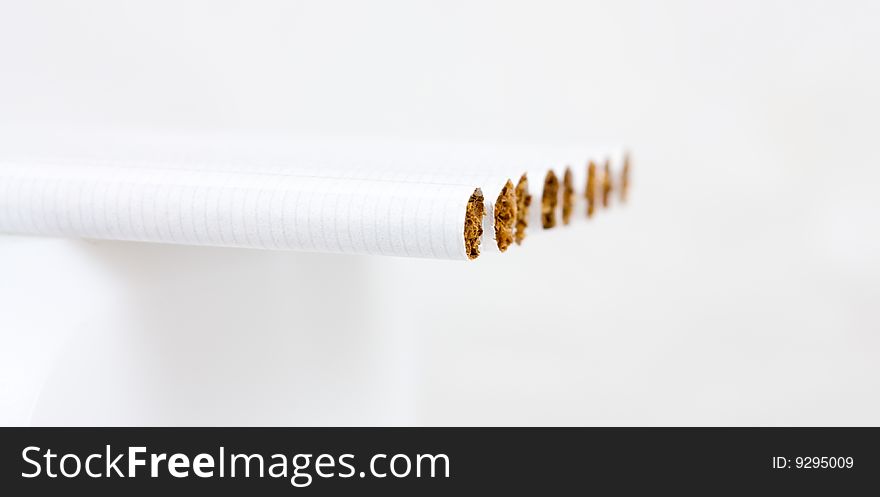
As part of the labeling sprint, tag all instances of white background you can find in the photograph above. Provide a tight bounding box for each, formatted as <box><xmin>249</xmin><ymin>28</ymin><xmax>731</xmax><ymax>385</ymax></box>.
<box><xmin>1</xmin><ymin>0</ymin><xmax>878</xmax><ymax>425</ymax></box>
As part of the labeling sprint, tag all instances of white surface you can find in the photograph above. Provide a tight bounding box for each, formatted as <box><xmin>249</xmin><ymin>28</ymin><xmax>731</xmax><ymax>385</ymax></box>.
<box><xmin>1</xmin><ymin>0</ymin><xmax>879</xmax><ymax>425</ymax></box>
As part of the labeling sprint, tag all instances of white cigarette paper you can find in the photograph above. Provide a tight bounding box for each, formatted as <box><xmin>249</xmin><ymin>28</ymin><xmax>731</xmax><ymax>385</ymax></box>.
<box><xmin>0</xmin><ymin>160</ymin><xmax>484</xmax><ymax>260</ymax></box>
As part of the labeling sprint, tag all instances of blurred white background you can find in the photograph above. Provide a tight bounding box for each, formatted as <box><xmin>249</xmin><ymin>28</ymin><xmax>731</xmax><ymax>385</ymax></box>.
<box><xmin>1</xmin><ymin>0</ymin><xmax>878</xmax><ymax>425</ymax></box>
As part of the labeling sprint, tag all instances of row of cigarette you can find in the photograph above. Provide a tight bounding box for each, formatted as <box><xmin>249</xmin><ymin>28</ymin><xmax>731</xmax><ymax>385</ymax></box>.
<box><xmin>0</xmin><ymin>133</ymin><xmax>630</xmax><ymax>260</ymax></box>
<box><xmin>464</xmin><ymin>155</ymin><xmax>630</xmax><ymax>259</ymax></box>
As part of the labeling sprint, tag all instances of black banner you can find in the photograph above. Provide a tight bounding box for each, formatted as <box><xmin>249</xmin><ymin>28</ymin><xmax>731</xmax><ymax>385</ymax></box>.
<box><xmin>1</xmin><ymin>428</ymin><xmax>875</xmax><ymax>494</ymax></box>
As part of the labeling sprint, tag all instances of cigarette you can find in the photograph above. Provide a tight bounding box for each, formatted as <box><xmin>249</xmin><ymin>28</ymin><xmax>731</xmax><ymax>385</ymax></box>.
<box><xmin>561</xmin><ymin>167</ymin><xmax>575</xmax><ymax>225</ymax></box>
<box><xmin>464</xmin><ymin>188</ymin><xmax>485</xmax><ymax>260</ymax></box>
<box><xmin>0</xmin><ymin>160</ymin><xmax>487</xmax><ymax>261</ymax></box>
<box><xmin>514</xmin><ymin>173</ymin><xmax>531</xmax><ymax>245</ymax></box>
<box><xmin>620</xmin><ymin>152</ymin><xmax>631</xmax><ymax>203</ymax></box>
<box><xmin>540</xmin><ymin>169</ymin><xmax>560</xmax><ymax>229</ymax></box>
<box><xmin>586</xmin><ymin>161</ymin><xmax>597</xmax><ymax>218</ymax></box>
<box><xmin>491</xmin><ymin>179</ymin><xmax>517</xmax><ymax>252</ymax></box>
<box><xmin>602</xmin><ymin>159</ymin><xmax>613</xmax><ymax>208</ymax></box>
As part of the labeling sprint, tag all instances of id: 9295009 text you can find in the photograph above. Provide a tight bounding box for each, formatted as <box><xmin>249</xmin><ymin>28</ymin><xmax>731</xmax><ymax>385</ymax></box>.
<box><xmin>772</xmin><ymin>456</ymin><xmax>853</xmax><ymax>469</ymax></box>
